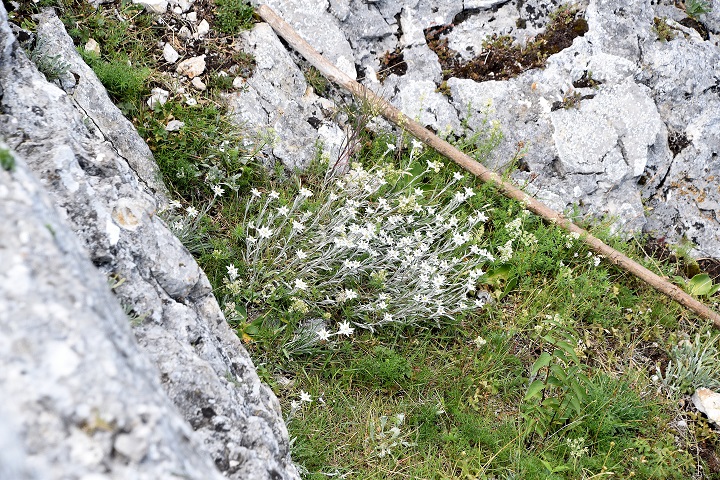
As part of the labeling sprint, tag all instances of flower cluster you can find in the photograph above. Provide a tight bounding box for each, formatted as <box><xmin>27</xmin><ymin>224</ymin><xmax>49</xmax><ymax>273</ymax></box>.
<box><xmin>223</xmin><ymin>158</ymin><xmax>499</xmax><ymax>346</ymax></box>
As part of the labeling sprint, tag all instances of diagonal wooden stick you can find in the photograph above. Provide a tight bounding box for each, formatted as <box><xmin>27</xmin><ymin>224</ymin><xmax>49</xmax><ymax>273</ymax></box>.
<box><xmin>257</xmin><ymin>4</ymin><xmax>720</xmax><ymax>327</ymax></box>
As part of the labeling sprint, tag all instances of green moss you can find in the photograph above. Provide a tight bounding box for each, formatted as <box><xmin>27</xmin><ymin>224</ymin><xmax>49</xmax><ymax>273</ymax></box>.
<box><xmin>0</xmin><ymin>148</ymin><xmax>15</xmax><ymax>171</ymax></box>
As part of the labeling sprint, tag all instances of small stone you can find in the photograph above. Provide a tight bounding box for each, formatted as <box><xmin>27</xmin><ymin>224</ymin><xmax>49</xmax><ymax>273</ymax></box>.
<box><xmin>196</xmin><ymin>19</ymin><xmax>210</xmax><ymax>37</ymax></box>
<box><xmin>132</xmin><ymin>0</ymin><xmax>168</xmax><ymax>14</ymax></box>
<box><xmin>191</xmin><ymin>77</ymin><xmax>206</xmax><ymax>91</ymax></box>
<box><xmin>185</xmin><ymin>95</ymin><xmax>198</xmax><ymax>106</ymax></box>
<box><xmin>163</xmin><ymin>43</ymin><xmax>179</xmax><ymax>63</ymax></box>
<box><xmin>178</xmin><ymin>26</ymin><xmax>192</xmax><ymax>39</ymax></box>
<box><xmin>147</xmin><ymin>87</ymin><xmax>169</xmax><ymax>108</ymax></box>
<box><xmin>84</xmin><ymin>38</ymin><xmax>100</xmax><ymax>56</ymax></box>
<box><xmin>176</xmin><ymin>55</ymin><xmax>206</xmax><ymax>79</ymax></box>
<box><xmin>692</xmin><ymin>388</ymin><xmax>720</xmax><ymax>424</ymax></box>
<box><xmin>175</xmin><ymin>0</ymin><xmax>191</xmax><ymax>12</ymax></box>
<box><xmin>232</xmin><ymin>76</ymin><xmax>246</xmax><ymax>89</ymax></box>
<box><xmin>186</xmin><ymin>11</ymin><xmax>197</xmax><ymax>22</ymax></box>
<box><xmin>165</xmin><ymin>120</ymin><xmax>185</xmax><ymax>132</ymax></box>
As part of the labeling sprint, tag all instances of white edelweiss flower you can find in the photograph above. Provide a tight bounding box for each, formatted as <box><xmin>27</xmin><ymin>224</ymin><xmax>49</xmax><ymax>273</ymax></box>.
<box><xmin>212</xmin><ymin>184</ymin><xmax>225</xmax><ymax>197</ymax></box>
<box><xmin>226</xmin><ymin>264</ymin><xmax>239</xmax><ymax>281</ymax></box>
<box><xmin>246</xmin><ymin>236</ymin><xmax>257</xmax><ymax>244</ymax></box>
<box><xmin>277</xmin><ymin>205</ymin><xmax>290</xmax><ymax>216</ymax></box>
<box><xmin>296</xmin><ymin>249</ymin><xmax>307</xmax><ymax>260</ymax></box>
<box><xmin>474</xmin><ymin>336</ymin><xmax>487</xmax><ymax>347</ymax></box>
<box><xmin>290</xmin><ymin>400</ymin><xmax>301</xmax><ymax>410</ymax></box>
<box><xmin>186</xmin><ymin>206</ymin><xmax>199</xmax><ymax>218</ymax></box>
<box><xmin>292</xmin><ymin>220</ymin><xmax>305</xmax><ymax>232</ymax></box>
<box><xmin>344</xmin><ymin>289</ymin><xmax>358</xmax><ymax>301</ymax></box>
<box><xmin>411</xmin><ymin>139</ymin><xmax>423</xmax><ymax>151</ymax></box>
<box><xmin>463</xmin><ymin>187</ymin><xmax>475</xmax><ymax>199</ymax></box>
<box><xmin>337</xmin><ymin>320</ymin><xmax>355</xmax><ymax>336</ymax></box>
<box><xmin>454</xmin><ymin>191</ymin><xmax>466</xmax><ymax>203</ymax></box>
<box><xmin>376</xmin><ymin>301</ymin><xmax>388</xmax><ymax>310</ymax></box>
<box><xmin>316</xmin><ymin>328</ymin><xmax>331</xmax><ymax>341</ymax></box>
<box><xmin>169</xmin><ymin>200</ymin><xmax>182</xmax><ymax>210</ymax></box>
<box><xmin>173</xmin><ymin>221</ymin><xmax>184</xmax><ymax>230</ymax></box>
<box><xmin>294</xmin><ymin>278</ymin><xmax>308</xmax><ymax>291</ymax></box>
<box><xmin>383</xmin><ymin>312</ymin><xmax>393</xmax><ymax>323</ymax></box>
<box><xmin>258</xmin><ymin>226</ymin><xmax>272</xmax><ymax>239</ymax></box>
<box><xmin>299</xmin><ymin>390</ymin><xmax>312</xmax><ymax>403</ymax></box>
<box><xmin>386</xmin><ymin>143</ymin><xmax>396</xmax><ymax>151</ymax></box>
<box><xmin>251</xmin><ymin>188</ymin><xmax>262</xmax><ymax>198</ymax></box>
<box><xmin>269</xmin><ymin>190</ymin><xmax>280</xmax><ymax>200</ymax></box>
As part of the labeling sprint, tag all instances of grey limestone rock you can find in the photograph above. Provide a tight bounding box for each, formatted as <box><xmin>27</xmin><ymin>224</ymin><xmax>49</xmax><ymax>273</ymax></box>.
<box><xmin>0</xmin><ymin>5</ymin><xmax>298</xmax><ymax>479</ymax></box>
<box><xmin>226</xmin><ymin>22</ymin><xmax>345</xmax><ymax>172</ymax></box>
<box><xmin>255</xmin><ymin>0</ymin><xmax>720</xmax><ymax>256</ymax></box>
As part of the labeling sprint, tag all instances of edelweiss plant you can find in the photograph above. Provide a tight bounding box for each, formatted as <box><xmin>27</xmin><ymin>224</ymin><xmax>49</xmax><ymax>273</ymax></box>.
<box><xmin>222</xmin><ymin>141</ymin><xmax>499</xmax><ymax>347</ymax></box>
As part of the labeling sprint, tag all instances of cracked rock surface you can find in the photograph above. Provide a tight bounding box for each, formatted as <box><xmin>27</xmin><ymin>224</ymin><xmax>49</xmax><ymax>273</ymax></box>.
<box><xmin>0</xmin><ymin>5</ymin><xmax>298</xmax><ymax>479</ymax></box>
<box><xmin>246</xmin><ymin>0</ymin><xmax>720</xmax><ymax>257</ymax></box>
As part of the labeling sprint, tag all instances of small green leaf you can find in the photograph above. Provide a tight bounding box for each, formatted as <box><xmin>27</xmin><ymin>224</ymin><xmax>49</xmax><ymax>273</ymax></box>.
<box><xmin>525</xmin><ymin>379</ymin><xmax>546</xmax><ymax>400</ymax></box>
<box><xmin>531</xmin><ymin>352</ymin><xmax>553</xmax><ymax>375</ymax></box>
<box><xmin>688</xmin><ymin>273</ymin><xmax>713</xmax><ymax>296</ymax></box>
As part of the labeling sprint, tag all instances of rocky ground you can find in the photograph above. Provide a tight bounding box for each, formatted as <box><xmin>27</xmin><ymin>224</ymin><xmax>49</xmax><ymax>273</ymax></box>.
<box><xmin>1</xmin><ymin>0</ymin><xmax>720</xmax><ymax>477</ymax></box>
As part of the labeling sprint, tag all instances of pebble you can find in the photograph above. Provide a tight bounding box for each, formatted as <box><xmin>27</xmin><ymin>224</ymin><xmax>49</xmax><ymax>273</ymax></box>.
<box><xmin>692</xmin><ymin>388</ymin><xmax>720</xmax><ymax>424</ymax></box>
<box><xmin>196</xmin><ymin>19</ymin><xmax>210</xmax><ymax>37</ymax></box>
<box><xmin>176</xmin><ymin>55</ymin><xmax>206</xmax><ymax>78</ymax></box>
<box><xmin>147</xmin><ymin>88</ymin><xmax>170</xmax><ymax>108</ymax></box>
<box><xmin>163</xmin><ymin>43</ymin><xmax>180</xmax><ymax>63</ymax></box>
<box><xmin>191</xmin><ymin>77</ymin><xmax>207</xmax><ymax>91</ymax></box>
<box><xmin>165</xmin><ymin>120</ymin><xmax>185</xmax><ymax>132</ymax></box>
<box><xmin>84</xmin><ymin>38</ymin><xmax>100</xmax><ymax>56</ymax></box>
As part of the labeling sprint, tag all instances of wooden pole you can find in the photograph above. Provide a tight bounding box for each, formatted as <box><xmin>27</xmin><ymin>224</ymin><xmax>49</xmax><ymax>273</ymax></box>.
<box><xmin>257</xmin><ymin>4</ymin><xmax>720</xmax><ymax>328</ymax></box>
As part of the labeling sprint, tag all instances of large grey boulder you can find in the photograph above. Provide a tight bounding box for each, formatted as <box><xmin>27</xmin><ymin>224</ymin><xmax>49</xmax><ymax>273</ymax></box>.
<box><xmin>0</xmin><ymin>142</ymin><xmax>222</xmax><ymax>479</ymax></box>
<box><xmin>0</xmin><ymin>5</ymin><xmax>298</xmax><ymax>479</ymax></box>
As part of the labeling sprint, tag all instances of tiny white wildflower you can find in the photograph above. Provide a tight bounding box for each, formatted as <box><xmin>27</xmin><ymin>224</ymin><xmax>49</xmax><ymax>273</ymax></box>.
<box><xmin>463</xmin><ymin>187</ymin><xmax>475</xmax><ymax>199</ymax></box>
<box><xmin>226</xmin><ymin>264</ymin><xmax>239</xmax><ymax>281</ymax></box>
<box><xmin>294</xmin><ymin>278</ymin><xmax>308</xmax><ymax>291</ymax></box>
<box><xmin>290</xmin><ymin>400</ymin><xmax>301</xmax><ymax>410</ymax></box>
<box><xmin>411</xmin><ymin>139</ymin><xmax>423</xmax><ymax>152</ymax></box>
<box><xmin>277</xmin><ymin>205</ymin><xmax>289</xmax><ymax>216</ymax></box>
<box><xmin>453</xmin><ymin>171</ymin><xmax>463</xmax><ymax>181</ymax></box>
<box><xmin>212</xmin><ymin>184</ymin><xmax>225</xmax><ymax>197</ymax></box>
<box><xmin>296</xmin><ymin>249</ymin><xmax>307</xmax><ymax>260</ymax></box>
<box><xmin>474</xmin><ymin>297</ymin><xmax>487</xmax><ymax>308</ymax></box>
<box><xmin>376</xmin><ymin>300</ymin><xmax>388</xmax><ymax>310</ymax></box>
<box><xmin>383</xmin><ymin>312</ymin><xmax>393</xmax><ymax>323</ymax></box>
<box><xmin>251</xmin><ymin>188</ymin><xmax>262</xmax><ymax>198</ymax></box>
<box><xmin>258</xmin><ymin>226</ymin><xmax>272</xmax><ymax>239</ymax></box>
<box><xmin>169</xmin><ymin>200</ymin><xmax>182</xmax><ymax>210</ymax></box>
<box><xmin>454</xmin><ymin>191</ymin><xmax>466</xmax><ymax>203</ymax></box>
<box><xmin>246</xmin><ymin>236</ymin><xmax>256</xmax><ymax>244</ymax></box>
<box><xmin>292</xmin><ymin>220</ymin><xmax>305</xmax><ymax>232</ymax></box>
<box><xmin>337</xmin><ymin>321</ymin><xmax>355</xmax><ymax>337</ymax></box>
<box><xmin>316</xmin><ymin>328</ymin><xmax>331</xmax><ymax>341</ymax></box>
<box><xmin>386</xmin><ymin>143</ymin><xmax>396</xmax><ymax>151</ymax></box>
<box><xmin>173</xmin><ymin>221</ymin><xmax>184</xmax><ymax>230</ymax></box>
<box><xmin>299</xmin><ymin>187</ymin><xmax>313</xmax><ymax>198</ymax></box>
<box><xmin>299</xmin><ymin>390</ymin><xmax>312</xmax><ymax>403</ymax></box>
<box><xmin>269</xmin><ymin>190</ymin><xmax>280</xmax><ymax>200</ymax></box>
<box><xmin>474</xmin><ymin>336</ymin><xmax>487</xmax><ymax>348</ymax></box>
<box><xmin>186</xmin><ymin>206</ymin><xmax>199</xmax><ymax>218</ymax></box>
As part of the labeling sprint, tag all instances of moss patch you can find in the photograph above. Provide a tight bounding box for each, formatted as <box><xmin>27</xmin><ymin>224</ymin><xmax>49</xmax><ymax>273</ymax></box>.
<box><xmin>426</xmin><ymin>5</ymin><xmax>588</xmax><ymax>83</ymax></box>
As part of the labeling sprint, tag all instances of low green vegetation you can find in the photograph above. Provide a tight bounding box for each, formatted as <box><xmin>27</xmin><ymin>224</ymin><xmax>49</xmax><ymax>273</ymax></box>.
<box><xmin>0</xmin><ymin>148</ymin><xmax>15</xmax><ymax>171</ymax></box>
<box><xmin>9</xmin><ymin>1</ymin><xmax>720</xmax><ymax>478</ymax></box>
